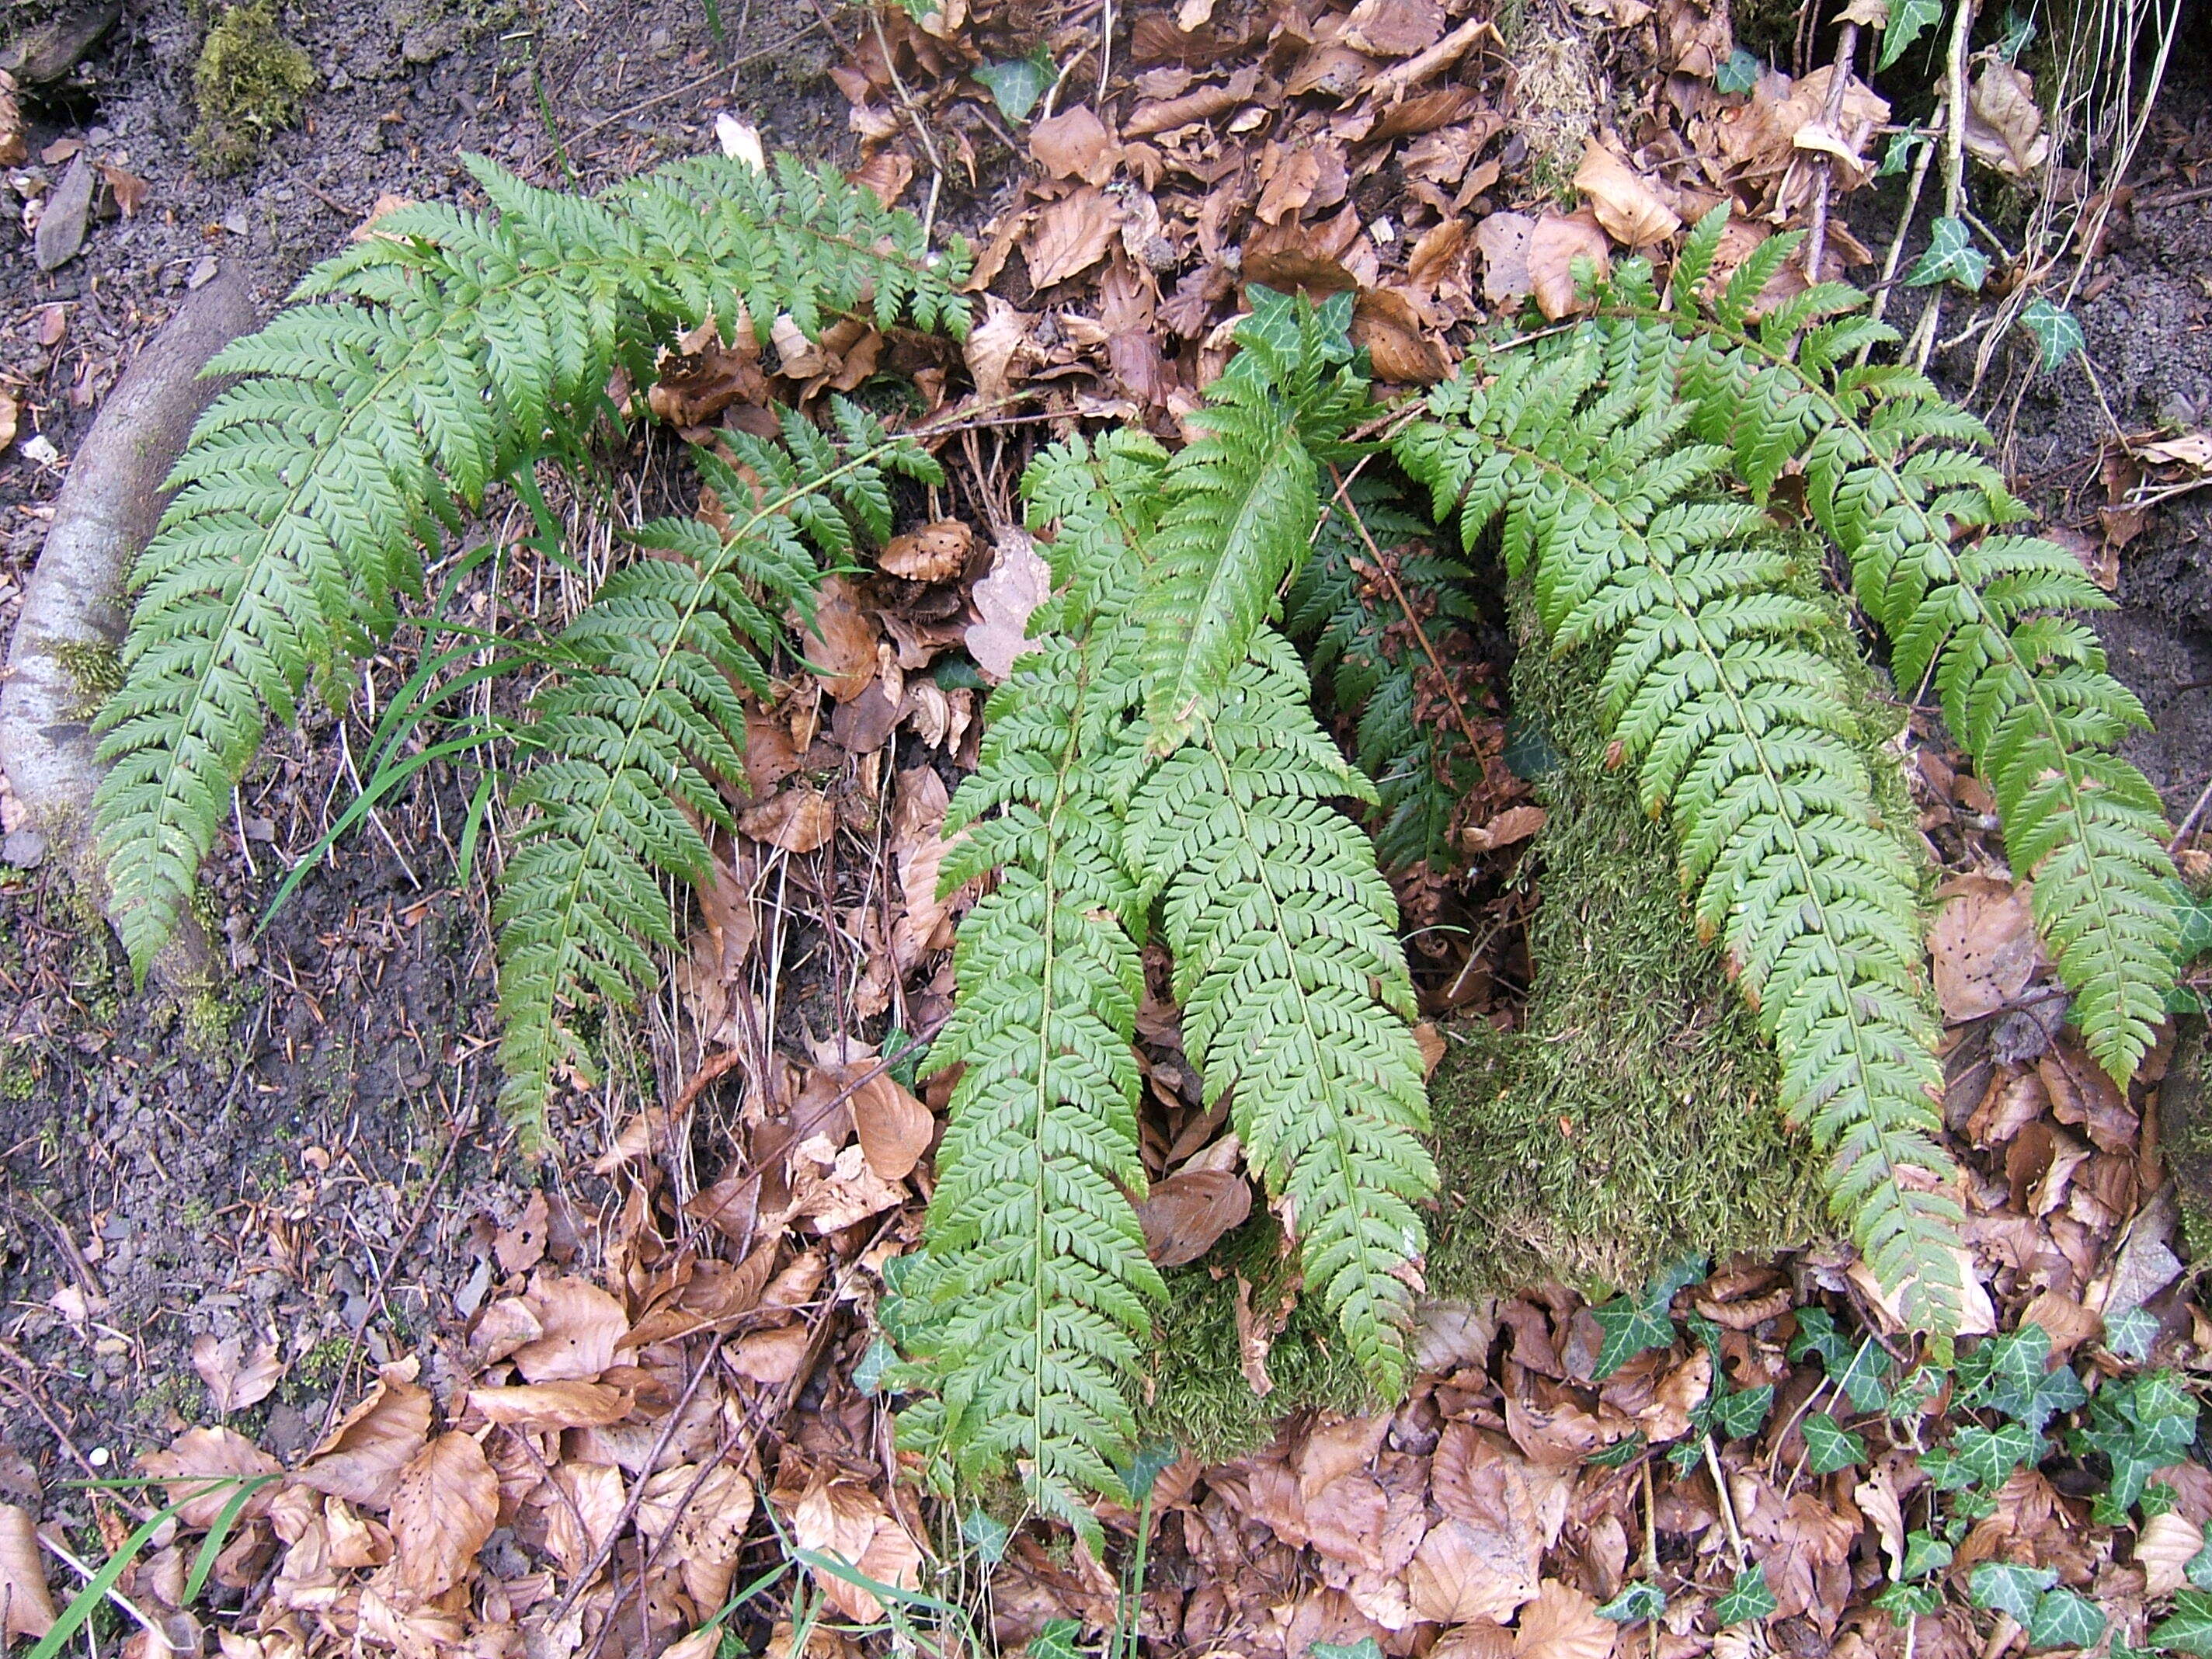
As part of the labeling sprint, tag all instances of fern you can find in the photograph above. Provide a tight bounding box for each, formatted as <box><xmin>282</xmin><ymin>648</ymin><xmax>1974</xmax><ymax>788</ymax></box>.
<box><xmin>889</xmin><ymin>432</ymin><xmax>1167</xmax><ymax>1548</ymax></box>
<box><xmin>1594</xmin><ymin>208</ymin><xmax>2178</xmax><ymax>1083</ymax></box>
<box><xmin>1398</xmin><ymin>345</ymin><xmax>1970</xmax><ymax>1331</ymax></box>
<box><xmin>95</xmin><ymin>151</ymin><xmax>969</xmax><ymax>983</ymax></box>
<box><xmin>897</xmin><ymin>297</ymin><xmax>1434</xmax><ymax>1525</ymax></box>
<box><xmin>495</xmin><ymin>412</ymin><xmax>940</xmax><ymax>1137</ymax></box>
<box><xmin>1287</xmin><ymin>480</ymin><xmax>1482</xmax><ymax>871</ymax></box>
<box><xmin>1128</xmin><ymin>629</ymin><xmax>1437</xmax><ymax>1393</ymax></box>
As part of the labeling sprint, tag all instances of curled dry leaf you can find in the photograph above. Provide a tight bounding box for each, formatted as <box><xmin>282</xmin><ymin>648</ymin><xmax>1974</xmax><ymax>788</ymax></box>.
<box><xmin>1526</xmin><ymin>212</ymin><xmax>1612</xmax><ymax>321</ymax></box>
<box><xmin>878</xmin><ymin>519</ymin><xmax>973</xmax><ymax>583</ymax></box>
<box><xmin>2139</xmin><ymin>1510</ymin><xmax>2203</xmax><ymax>1596</ymax></box>
<box><xmin>1432</xmin><ymin>1622</ymin><xmax>1515</xmax><ymax>1659</ymax></box>
<box><xmin>1929</xmin><ymin>875</ymin><xmax>2042</xmax><ymax>1021</ymax></box>
<box><xmin>1573</xmin><ymin>141</ymin><xmax>1680</xmax><ymax>249</ymax></box>
<box><xmin>1353</xmin><ymin>287</ymin><xmax>1450</xmax><ymax>384</ymax></box>
<box><xmin>965</xmin><ymin>528</ymin><xmax>1053</xmax><ymax>682</ymax></box>
<box><xmin>513</xmin><ymin>1276</ymin><xmax>629</xmax><ymax>1382</ymax></box>
<box><xmin>963</xmin><ymin>296</ymin><xmax>1035</xmax><ymax>403</ymax></box>
<box><xmin>1342</xmin><ymin>0</ymin><xmax>1445</xmax><ymax>54</ymax></box>
<box><xmin>1031</xmin><ymin>106</ymin><xmax>1119</xmax><ymax>186</ymax></box>
<box><xmin>1966</xmin><ymin>60</ymin><xmax>2050</xmax><ymax>177</ymax></box>
<box><xmin>0</xmin><ymin>391</ymin><xmax>16</xmax><ymax>452</ymax></box>
<box><xmin>1476</xmin><ymin>212</ymin><xmax>1536</xmax><ymax>306</ymax></box>
<box><xmin>495</xmin><ymin>1189</ymin><xmax>550</xmax><ymax>1276</ymax></box>
<box><xmin>1411</xmin><ymin>1426</ymin><xmax>1545</xmax><ymax>1624</ymax></box>
<box><xmin>799</xmin><ymin>576</ymin><xmax>879</xmax><ymax>703</ymax></box>
<box><xmin>892</xmin><ymin>764</ymin><xmax>959</xmax><ymax>974</ymax></box>
<box><xmin>1136</xmin><ymin>1168</ymin><xmax>1253</xmax><ymax>1267</ymax></box>
<box><xmin>1460</xmin><ymin>805</ymin><xmax>1546</xmax><ymax>854</ymax></box>
<box><xmin>193</xmin><ymin>1333</ymin><xmax>285</xmax><ymax>1414</ymax></box>
<box><xmin>0</xmin><ymin>1504</ymin><xmax>55</xmax><ymax>1640</ymax></box>
<box><xmin>0</xmin><ymin>71</ymin><xmax>23</xmax><ymax>168</ymax></box>
<box><xmin>385</xmin><ymin>1432</ymin><xmax>499</xmax><ymax>1601</ymax></box>
<box><xmin>850</xmin><ymin>1068</ymin><xmax>934</xmax><ymax>1182</ymax></box>
<box><xmin>294</xmin><ymin>1371</ymin><xmax>432</xmax><ymax>1509</ymax></box>
<box><xmin>466</xmin><ymin>1381</ymin><xmax>635</xmax><ymax>1431</ymax></box>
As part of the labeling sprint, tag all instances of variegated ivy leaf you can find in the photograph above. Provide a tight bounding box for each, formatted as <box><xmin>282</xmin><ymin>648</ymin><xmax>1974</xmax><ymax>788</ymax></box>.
<box><xmin>1714</xmin><ymin>1565</ymin><xmax>1777</xmax><ymax>1627</ymax></box>
<box><xmin>1715</xmin><ymin>47</ymin><xmax>1760</xmax><ymax>92</ymax></box>
<box><xmin>1907</xmin><ymin>217</ymin><xmax>1989</xmax><ymax>293</ymax></box>
<box><xmin>1876</xmin><ymin>0</ymin><xmax>1945</xmax><ymax>70</ymax></box>
<box><xmin>1803</xmin><ymin>1411</ymin><xmax>1866</xmax><ymax>1475</ymax></box>
<box><xmin>2019</xmin><ymin>298</ymin><xmax>2086</xmax><ymax>373</ymax></box>
<box><xmin>1968</xmin><ymin>1560</ymin><xmax>2057</xmax><ymax>1624</ymax></box>
<box><xmin>1598</xmin><ymin>1583</ymin><xmax>1668</xmax><ymax>1623</ymax></box>
<box><xmin>2026</xmin><ymin>1587</ymin><xmax>2106</xmax><ymax>1651</ymax></box>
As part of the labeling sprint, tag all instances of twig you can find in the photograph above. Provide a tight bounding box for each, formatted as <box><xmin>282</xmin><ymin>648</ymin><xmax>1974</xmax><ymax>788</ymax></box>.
<box><xmin>1803</xmin><ymin>18</ymin><xmax>1863</xmax><ymax>285</ymax></box>
<box><xmin>1323</xmin><ymin>463</ymin><xmax>1489</xmax><ymax>765</ymax></box>
<box><xmin>871</xmin><ymin>10</ymin><xmax>945</xmax><ymax>243</ymax></box>
<box><xmin>1368</xmin><ymin>14</ymin><xmax>1492</xmax><ymax>103</ymax></box>
<box><xmin>1865</xmin><ymin>117</ymin><xmax>1940</xmax><ymax>350</ymax></box>
<box><xmin>1702</xmin><ymin>1435</ymin><xmax>1748</xmax><ymax>1569</ymax></box>
<box><xmin>2169</xmin><ymin>771</ymin><xmax>2212</xmax><ymax>855</ymax></box>
<box><xmin>1911</xmin><ymin>0</ymin><xmax>1980</xmax><ymax>370</ymax></box>
<box><xmin>566</xmin><ymin>24</ymin><xmax>826</xmax><ymax>148</ymax></box>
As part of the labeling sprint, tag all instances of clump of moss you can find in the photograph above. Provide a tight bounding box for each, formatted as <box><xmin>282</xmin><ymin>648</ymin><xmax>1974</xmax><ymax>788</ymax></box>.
<box><xmin>53</xmin><ymin>638</ymin><xmax>123</xmax><ymax>719</ymax></box>
<box><xmin>1139</xmin><ymin>1217</ymin><xmax>1372</xmax><ymax>1464</ymax></box>
<box><xmin>191</xmin><ymin>0</ymin><xmax>315</xmax><ymax>174</ymax></box>
<box><xmin>1425</xmin><ymin>597</ymin><xmax>1834</xmax><ymax>1302</ymax></box>
<box><xmin>2159</xmin><ymin>1020</ymin><xmax>2212</xmax><ymax>1257</ymax></box>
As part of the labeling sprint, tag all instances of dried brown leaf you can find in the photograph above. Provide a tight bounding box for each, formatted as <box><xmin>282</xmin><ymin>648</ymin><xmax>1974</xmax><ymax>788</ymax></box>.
<box><xmin>799</xmin><ymin>576</ymin><xmax>879</xmax><ymax>702</ymax></box>
<box><xmin>1966</xmin><ymin>60</ymin><xmax>2050</xmax><ymax>176</ymax></box>
<box><xmin>1352</xmin><ymin>287</ymin><xmax>1450</xmax><ymax>384</ymax></box>
<box><xmin>294</xmin><ymin>1371</ymin><xmax>432</xmax><ymax>1509</ymax></box>
<box><xmin>2139</xmin><ymin>1511</ymin><xmax>2202</xmax><ymax>1596</ymax></box>
<box><xmin>1031</xmin><ymin>106</ymin><xmax>1119</xmax><ymax>186</ymax></box>
<box><xmin>790</xmin><ymin>1475</ymin><xmax>923</xmax><ymax>1622</ymax></box>
<box><xmin>1514</xmin><ymin>1581</ymin><xmax>1615</xmax><ymax>1659</ymax></box>
<box><xmin>495</xmin><ymin>1190</ymin><xmax>550</xmax><ymax>1275</ymax></box>
<box><xmin>1341</xmin><ymin>0</ymin><xmax>1445</xmax><ymax>55</ymax></box>
<box><xmin>1024</xmin><ymin>188</ymin><xmax>1119</xmax><ymax>290</ymax></box>
<box><xmin>1411</xmin><ymin>1427</ymin><xmax>1544</xmax><ymax>1623</ymax></box>
<box><xmin>1136</xmin><ymin>1169</ymin><xmax>1253</xmax><ymax>1267</ymax></box>
<box><xmin>1526</xmin><ymin>211</ymin><xmax>1611</xmax><ymax>321</ymax></box>
<box><xmin>513</xmin><ymin>1276</ymin><xmax>629</xmax><ymax>1382</ymax></box>
<box><xmin>193</xmin><ymin>1334</ymin><xmax>285</xmax><ymax>1414</ymax></box>
<box><xmin>1475</xmin><ymin>211</ymin><xmax>1536</xmax><ymax>306</ymax></box>
<box><xmin>466</xmin><ymin>1382</ymin><xmax>635</xmax><ymax>1431</ymax></box>
<box><xmin>963</xmin><ymin>296</ymin><xmax>1035</xmax><ymax>403</ymax></box>
<box><xmin>732</xmin><ymin>1323</ymin><xmax>814</xmax><ymax>1386</ymax></box>
<box><xmin>1573</xmin><ymin>141</ymin><xmax>1681</xmax><ymax>249</ymax></box>
<box><xmin>1930</xmin><ymin>875</ymin><xmax>2042</xmax><ymax>1021</ymax></box>
<box><xmin>965</xmin><ymin>528</ymin><xmax>1052</xmax><ymax>682</ymax></box>
<box><xmin>851</xmin><ymin>1069</ymin><xmax>934</xmax><ymax>1182</ymax></box>
<box><xmin>0</xmin><ymin>1504</ymin><xmax>55</xmax><ymax>1640</ymax></box>
<box><xmin>385</xmin><ymin>1432</ymin><xmax>498</xmax><ymax>1601</ymax></box>
<box><xmin>879</xmin><ymin>520</ymin><xmax>972</xmax><ymax>584</ymax></box>
<box><xmin>739</xmin><ymin>788</ymin><xmax>836</xmax><ymax>854</ymax></box>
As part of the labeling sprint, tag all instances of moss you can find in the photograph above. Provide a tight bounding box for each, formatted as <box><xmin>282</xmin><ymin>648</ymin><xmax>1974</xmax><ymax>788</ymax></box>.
<box><xmin>2161</xmin><ymin>1018</ymin><xmax>2212</xmax><ymax>1258</ymax></box>
<box><xmin>1423</xmin><ymin>575</ymin><xmax>1902</xmax><ymax>1301</ymax></box>
<box><xmin>191</xmin><ymin>1</ymin><xmax>315</xmax><ymax>174</ymax></box>
<box><xmin>1139</xmin><ymin>1217</ymin><xmax>1372</xmax><ymax>1463</ymax></box>
<box><xmin>52</xmin><ymin>639</ymin><xmax>123</xmax><ymax>720</ymax></box>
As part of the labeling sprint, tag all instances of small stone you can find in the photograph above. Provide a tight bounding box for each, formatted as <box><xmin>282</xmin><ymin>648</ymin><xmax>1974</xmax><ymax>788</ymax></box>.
<box><xmin>185</xmin><ymin>254</ymin><xmax>218</xmax><ymax>289</ymax></box>
<box><xmin>2</xmin><ymin>826</ymin><xmax>47</xmax><ymax>868</ymax></box>
<box><xmin>220</xmin><ymin>203</ymin><xmax>249</xmax><ymax>235</ymax></box>
<box><xmin>33</xmin><ymin>152</ymin><xmax>93</xmax><ymax>270</ymax></box>
<box><xmin>648</xmin><ymin>26</ymin><xmax>673</xmax><ymax>52</ymax></box>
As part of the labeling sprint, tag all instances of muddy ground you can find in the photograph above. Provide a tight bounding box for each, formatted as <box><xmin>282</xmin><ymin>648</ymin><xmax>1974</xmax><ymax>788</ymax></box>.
<box><xmin>0</xmin><ymin>0</ymin><xmax>2209</xmax><ymax>1497</ymax></box>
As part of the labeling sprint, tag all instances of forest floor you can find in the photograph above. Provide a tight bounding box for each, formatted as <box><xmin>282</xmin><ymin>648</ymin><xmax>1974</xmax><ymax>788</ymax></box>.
<box><xmin>2</xmin><ymin>0</ymin><xmax>2212</xmax><ymax>1655</ymax></box>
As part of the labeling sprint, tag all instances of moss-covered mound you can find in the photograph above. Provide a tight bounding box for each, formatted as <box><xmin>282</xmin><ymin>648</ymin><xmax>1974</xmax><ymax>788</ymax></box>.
<box><xmin>192</xmin><ymin>1</ymin><xmax>315</xmax><ymax>175</ymax></box>
<box><xmin>1425</xmin><ymin>628</ymin><xmax>1821</xmax><ymax>1300</ymax></box>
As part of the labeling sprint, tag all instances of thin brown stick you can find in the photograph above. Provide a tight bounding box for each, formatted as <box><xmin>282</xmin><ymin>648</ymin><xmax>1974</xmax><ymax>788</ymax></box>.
<box><xmin>1323</xmin><ymin>463</ymin><xmax>1489</xmax><ymax>767</ymax></box>
<box><xmin>1803</xmin><ymin>19</ymin><xmax>1863</xmax><ymax>284</ymax></box>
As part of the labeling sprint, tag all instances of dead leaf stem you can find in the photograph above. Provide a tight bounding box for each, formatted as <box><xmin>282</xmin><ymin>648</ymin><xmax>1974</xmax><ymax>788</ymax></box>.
<box><xmin>1803</xmin><ymin>20</ymin><xmax>1862</xmax><ymax>283</ymax></box>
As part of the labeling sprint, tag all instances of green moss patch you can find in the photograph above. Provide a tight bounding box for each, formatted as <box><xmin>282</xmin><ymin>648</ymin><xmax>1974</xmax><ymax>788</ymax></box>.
<box><xmin>1425</xmin><ymin>609</ymin><xmax>1824</xmax><ymax>1301</ymax></box>
<box><xmin>192</xmin><ymin>1</ymin><xmax>315</xmax><ymax>174</ymax></box>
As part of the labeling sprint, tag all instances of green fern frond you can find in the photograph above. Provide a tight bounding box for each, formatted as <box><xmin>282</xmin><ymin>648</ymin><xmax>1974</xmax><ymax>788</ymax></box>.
<box><xmin>892</xmin><ymin>432</ymin><xmax>1169</xmax><ymax>1549</ymax></box>
<box><xmin>95</xmin><ymin>151</ymin><xmax>968</xmax><ymax>984</ymax></box>
<box><xmin>1128</xmin><ymin>628</ymin><xmax>1438</xmax><ymax>1393</ymax></box>
<box><xmin>1286</xmin><ymin>481</ymin><xmax>1481</xmax><ymax>871</ymax></box>
<box><xmin>1400</xmin><ymin>346</ymin><xmax>1970</xmax><ymax>1332</ymax></box>
<box><xmin>496</xmin><ymin>419</ymin><xmax>939</xmax><ymax>1140</ymax></box>
<box><xmin>1139</xmin><ymin>287</ymin><xmax>1372</xmax><ymax>750</ymax></box>
<box><xmin>1601</xmin><ymin>207</ymin><xmax>2179</xmax><ymax>1082</ymax></box>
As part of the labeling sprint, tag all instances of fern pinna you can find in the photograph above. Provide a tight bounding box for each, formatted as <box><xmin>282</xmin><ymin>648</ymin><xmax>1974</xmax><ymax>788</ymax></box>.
<box><xmin>93</xmin><ymin>149</ymin><xmax>967</xmax><ymax>1128</ymax></box>
<box><xmin>1398</xmin><ymin>346</ymin><xmax>1970</xmax><ymax>1332</ymax></box>
<box><xmin>1597</xmin><ymin>210</ymin><xmax>2179</xmax><ymax>1085</ymax></box>
<box><xmin>896</xmin><ymin>296</ymin><xmax>1434</xmax><ymax>1532</ymax></box>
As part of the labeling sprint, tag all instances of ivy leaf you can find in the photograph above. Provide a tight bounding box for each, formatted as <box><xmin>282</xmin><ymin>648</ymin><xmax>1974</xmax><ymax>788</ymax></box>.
<box><xmin>1906</xmin><ymin>217</ymin><xmax>1990</xmax><ymax>293</ymax></box>
<box><xmin>1714</xmin><ymin>1565</ymin><xmax>1777</xmax><ymax>1627</ymax></box>
<box><xmin>2107</xmin><ymin>1306</ymin><xmax>2159</xmax><ymax>1363</ymax></box>
<box><xmin>1872</xmin><ymin>1581</ymin><xmax>1942</xmax><ymax>1622</ymax></box>
<box><xmin>1598</xmin><ymin>1583</ymin><xmax>1668</xmax><ymax>1623</ymax></box>
<box><xmin>1876</xmin><ymin>0</ymin><xmax>1945</xmax><ymax>71</ymax></box>
<box><xmin>1969</xmin><ymin>1561</ymin><xmax>2057</xmax><ymax>1624</ymax></box>
<box><xmin>854</xmin><ymin>1336</ymin><xmax>895</xmax><ymax>1394</ymax></box>
<box><xmin>1958</xmin><ymin>1326</ymin><xmax>2088</xmax><ymax>1432</ymax></box>
<box><xmin>1925</xmin><ymin>1422</ymin><xmax>2041</xmax><ymax>1491</ymax></box>
<box><xmin>1715</xmin><ymin>47</ymin><xmax>1760</xmax><ymax>92</ymax></box>
<box><xmin>1789</xmin><ymin>1309</ymin><xmax>1891</xmax><ymax>1412</ymax></box>
<box><xmin>1901</xmin><ymin>1532</ymin><xmax>1953</xmax><ymax>1580</ymax></box>
<box><xmin>2156</xmin><ymin>1590</ymin><xmax>2212</xmax><ymax>1655</ymax></box>
<box><xmin>2188</xmin><ymin>1541</ymin><xmax>2212</xmax><ymax>1592</ymax></box>
<box><xmin>1031</xmin><ymin>1620</ymin><xmax>1082</xmax><ymax>1659</ymax></box>
<box><xmin>1123</xmin><ymin>1440</ymin><xmax>1180</xmax><ymax>1504</ymax></box>
<box><xmin>1803</xmin><ymin>1412</ymin><xmax>1867</xmax><ymax>1475</ymax></box>
<box><xmin>1588</xmin><ymin>1434</ymin><xmax>1647</xmax><ymax>1469</ymax></box>
<box><xmin>2026</xmin><ymin>1587</ymin><xmax>2106</xmax><ymax>1650</ymax></box>
<box><xmin>960</xmin><ymin>1506</ymin><xmax>1011</xmax><ymax>1567</ymax></box>
<box><xmin>1881</xmin><ymin>130</ymin><xmax>1929</xmax><ymax>176</ymax></box>
<box><xmin>2074</xmin><ymin>1370</ymin><xmax>2199</xmax><ymax>1522</ymax></box>
<box><xmin>1706</xmin><ymin>1384</ymin><xmax>1775</xmax><ymax>1442</ymax></box>
<box><xmin>2018</xmin><ymin>298</ymin><xmax>2086</xmax><ymax>373</ymax></box>
<box><xmin>1309</xmin><ymin>1643</ymin><xmax>1386</xmax><ymax>1659</ymax></box>
<box><xmin>972</xmin><ymin>55</ymin><xmax>1053</xmax><ymax>122</ymax></box>
<box><xmin>1593</xmin><ymin>1251</ymin><xmax>1707</xmax><ymax>1378</ymax></box>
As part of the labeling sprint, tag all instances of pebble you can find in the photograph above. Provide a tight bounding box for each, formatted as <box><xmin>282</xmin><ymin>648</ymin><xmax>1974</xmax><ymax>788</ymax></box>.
<box><xmin>2</xmin><ymin>827</ymin><xmax>47</xmax><ymax>869</ymax></box>
<box><xmin>33</xmin><ymin>153</ymin><xmax>93</xmax><ymax>271</ymax></box>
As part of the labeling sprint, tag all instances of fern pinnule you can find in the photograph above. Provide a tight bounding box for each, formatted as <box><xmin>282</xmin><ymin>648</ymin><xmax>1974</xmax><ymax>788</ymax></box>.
<box><xmin>496</xmin><ymin>419</ymin><xmax>940</xmax><ymax>1141</ymax></box>
<box><xmin>1400</xmin><ymin>345</ymin><xmax>1970</xmax><ymax>1332</ymax></box>
<box><xmin>1609</xmin><ymin>207</ymin><xmax>2179</xmax><ymax>1083</ymax></box>
<box><xmin>893</xmin><ymin>433</ymin><xmax>1169</xmax><ymax>1549</ymax></box>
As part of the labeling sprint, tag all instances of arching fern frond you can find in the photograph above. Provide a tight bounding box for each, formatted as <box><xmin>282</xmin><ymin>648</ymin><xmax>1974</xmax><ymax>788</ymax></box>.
<box><xmin>95</xmin><ymin>151</ymin><xmax>969</xmax><ymax>983</ymax></box>
<box><xmin>1400</xmin><ymin>345</ymin><xmax>1970</xmax><ymax>1333</ymax></box>
<box><xmin>889</xmin><ymin>432</ymin><xmax>1169</xmax><ymax>1549</ymax></box>
<box><xmin>495</xmin><ymin>419</ymin><xmax>941</xmax><ymax>1139</ymax></box>
<box><xmin>1128</xmin><ymin>628</ymin><xmax>1437</xmax><ymax>1395</ymax></box>
<box><xmin>1595</xmin><ymin>208</ymin><xmax>2177</xmax><ymax>1083</ymax></box>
